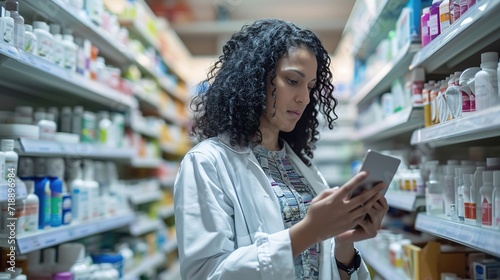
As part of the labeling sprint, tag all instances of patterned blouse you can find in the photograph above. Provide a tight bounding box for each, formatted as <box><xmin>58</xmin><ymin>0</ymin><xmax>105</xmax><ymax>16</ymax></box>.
<box><xmin>253</xmin><ymin>143</ymin><xmax>320</xmax><ymax>279</ymax></box>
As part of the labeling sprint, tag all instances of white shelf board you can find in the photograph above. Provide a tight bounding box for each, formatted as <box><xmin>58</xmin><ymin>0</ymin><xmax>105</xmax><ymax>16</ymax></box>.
<box><xmin>410</xmin><ymin>0</ymin><xmax>500</xmax><ymax>73</ymax></box>
<box><xmin>131</xmin><ymin>121</ymin><xmax>160</xmax><ymax>139</ymax></box>
<box><xmin>120</xmin><ymin>18</ymin><xmax>160</xmax><ymax>50</ymax></box>
<box><xmin>159</xmin><ymin>261</ymin><xmax>181</xmax><ymax>280</ymax></box>
<box><xmin>129</xmin><ymin>218</ymin><xmax>160</xmax><ymax>236</ymax></box>
<box><xmin>415</xmin><ymin>213</ymin><xmax>500</xmax><ymax>258</ymax></box>
<box><xmin>163</xmin><ymin>239</ymin><xmax>178</xmax><ymax>254</ymax></box>
<box><xmin>123</xmin><ymin>252</ymin><xmax>166</xmax><ymax>280</ymax></box>
<box><xmin>131</xmin><ymin>158</ymin><xmax>162</xmax><ymax>168</ymax></box>
<box><xmin>410</xmin><ymin>105</ymin><xmax>500</xmax><ymax>147</ymax></box>
<box><xmin>352</xmin><ymin>43</ymin><xmax>420</xmax><ymax>106</ymax></box>
<box><xmin>20</xmin><ymin>0</ymin><xmax>135</xmax><ymax>68</ymax></box>
<box><xmin>354</xmin><ymin>107</ymin><xmax>424</xmax><ymax>142</ymax></box>
<box><xmin>385</xmin><ymin>191</ymin><xmax>426</xmax><ymax>212</ymax></box>
<box><xmin>129</xmin><ymin>190</ymin><xmax>162</xmax><ymax>205</ymax></box>
<box><xmin>11</xmin><ymin>213</ymin><xmax>134</xmax><ymax>254</ymax></box>
<box><xmin>356</xmin><ymin>240</ymin><xmax>410</xmax><ymax>280</ymax></box>
<box><xmin>0</xmin><ymin>45</ymin><xmax>137</xmax><ymax>111</ymax></box>
<box><xmin>160</xmin><ymin>205</ymin><xmax>175</xmax><ymax>219</ymax></box>
<box><xmin>17</xmin><ymin>138</ymin><xmax>133</xmax><ymax>159</ymax></box>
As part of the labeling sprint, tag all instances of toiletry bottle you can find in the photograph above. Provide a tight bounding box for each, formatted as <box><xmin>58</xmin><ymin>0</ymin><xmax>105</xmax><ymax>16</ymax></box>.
<box><xmin>492</xmin><ymin>170</ymin><xmax>500</xmax><ymax>230</ymax></box>
<box><xmin>57</xmin><ymin>243</ymin><xmax>92</xmax><ymax>279</ymax></box>
<box><xmin>473</xmin><ymin>166</ymin><xmax>484</xmax><ymax>225</ymax></box>
<box><xmin>457</xmin><ymin>167</ymin><xmax>475</xmax><ymax>222</ymax></box>
<box><xmin>411</xmin><ymin>67</ymin><xmax>425</xmax><ymax>107</ymax></box>
<box><xmin>426</xmin><ymin>163</ymin><xmax>444</xmax><ymax>216</ymax></box>
<box><xmin>83</xmin><ymin>160</ymin><xmax>100</xmax><ymax>220</ymax></box>
<box><xmin>32</xmin><ymin>21</ymin><xmax>53</xmax><ymax>62</ymax></box>
<box><xmin>429</xmin><ymin>0</ymin><xmax>443</xmax><ymax>41</ymax></box>
<box><xmin>72</xmin><ymin>106</ymin><xmax>84</xmax><ymax>139</ymax></box>
<box><xmin>34</xmin><ymin>158</ymin><xmax>51</xmax><ymax>229</ymax></box>
<box><xmin>423</xmin><ymin>81</ymin><xmax>436</xmax><ymax>127</ymax></box>
<box><xmin>430</xmin><ymin>81</ymin><xmax>441</xmax><ymax>124</ymax></box>
<box><xmin>49</xmin><ymin>24</ymin><xmax>64</xmax><ymax>67</ymax></box>
<box><xmin>97</xmin><ymin>111</ymin><xmax>112</xmax><ymax>145</ymax></box>
<box><xmin>4</xmin><ymin>0</ymin><xmax>24</xmax><ymax>49</ymax></box>
<box><xmin>18</xmin><ymin>157</ymin><xmax>39</xmax><ymax>232</ymax></box>
<box><xmin>81</xmin><ymin>111</ymin><xmax>96</xmax><ymax>143</ymax></box>
<box><xmin>475</xmin><ymin>52</ymin><xmax>499</xmax><ymax>110</ymax></box>
<box><xmin>1</xmin><ymin>139</ymin><xmax>25</xmax><ymax>234</ymax></box>
<box><xmin>487</xmin><ymin>158</ymin><xmax>500</xmax><ymax>170</ymax></box>
<box><xmin>464</xmin><ymin>174</ymin><xmax>475</xmax><ymax>224</ymax></box>
<box><xmin>34</xmin><ymin>112</ymin><xmax>57</xmax><ymax>140</ymax></box>
<box><xmin>47</xmin><ymin>158</ymin><xmax>63</xmax><ymax>227</ymax></box>
<box><xmin>443</xmin><ymin>165</ymin><xmax>456</xmax><ymax>218</ymax></box>
<box><xmin>421</xmin><ymin>7</ymin><xmax>431</xmax><ymax>47</ymax></box>
<box><xmin>62</xmin><ymin>31</ymin><xmax>78</xmax><ymax>72</ymax></box>
<box><xmin>70</xmin><ymin>160</ymin><xmax>88</xmax><ymax>222</ymax></box>
<box><xmin>42</xmin><ymin>248</ymin><xmax>56</xmax><ymax>276</ymax></box>
<box><xmin>480</xmin><ymin>171</ymin><xmax>493</xmax><ymax>228</ymax></box>
<box><xmin>439</xmin><ymin>0</ymin><xmax>451</xmax><ymax>34</ymax></box>
<box><xmin>459</xmin><ymin>0</ymin><xmax>468</xmax><ymax>16</ymax></box>
<box><xmin>459</xmin><ymin>68</ymin><xmax>481</xmax><ymax>114</ymax></box>
<box><xmin>2</xmin><ymin>11</ymin><xmax>14</xmax><ymax>46</ymax></box>
<box><xmin>24</xmin><ymin>24</ymin><xmax>37</xmax><ymax>55</ymax></box>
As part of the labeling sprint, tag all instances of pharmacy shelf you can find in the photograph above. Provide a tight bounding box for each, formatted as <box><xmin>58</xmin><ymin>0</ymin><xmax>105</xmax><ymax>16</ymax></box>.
<box><xmin>129</xmin><ymin>190</ymin><xmax>162</xmax><ymax>205</ymax></box>
<box><xmin>134</xmin><ymin>91</ymin><xmax>187</xmax><ymax>126</ymax></box>
<box><xmin>415</xmin><ymin>213</ymin><xmax>500</xmax><ymax>258</ymax></box>
<box><xmin>161</xmin><ymin>176</ymin><xmax>177</xmax><ymax>188</ymax></box>
<box><xmin>410</xmin><ymin>0</ymin><xmax>500</xmax><ymax>73</ymax></box>
<box><xmin>355</xmin><ymin>240</ymin><xmax>410</xmax><ymax>280</ymax></box>
<box><xmin>163</xmin><ymin>239</ymin><xmax>178</xmax><ymax>254</ymax></box>
<box><xmin>119</xmin><ymin>18</ymin><xmax>160</xmax><ymax>51</ymax></box>
<box><xmin>0</xmin><ymin>45</ymin><xmax>137</xmax><ymax>111</ymax></box>
<box><xmin>385</xmin><ymin>191</ymin><xmax>426</xmax><ymax>212</ymax></box>
<box><xmin>354</xmin><ymin>107</ymin><xmax>424</xmax><ymax>142</ymax></box>
<box><xmin>20</xmin><ymin>0</ymin><xmax>134</xmax><ymax>68</ymax></box>
<box><xmin>158</xmin><ymin>78</ymin><xmax>189</xmax><ymax>103</ymax></box>
<box><xmin>131</xmin><ymin>157</ymin><xmax>162</xmax><ymax>168</ymax></box>
<box><xmin>129</xmin><ymin>218</ymin><xmax>160</xmax><ymax>236</ymax></box>
<box><xmin>16</xmin><ymin>138</ymin><xmax>133</xmax><ymax>160</ymax></box>
<box><xmin>159</xmin><ymin>261</ymin><xmax>181</xmax><ymax>280</ymax></box>
<box><xmin>410</xmin><ymin>105</ymin><xmax>500</xmax><ymax>147</ymax></box>
<box><xmin>13</xmin><ymin>213</ymin><xmax>134</xmax><ymax>254</ymax></box>
<box><xmin>123</xmin><ymin>252</ymin><xmax>166</xmax><ymax>280</ymax></box>
<box><xmin>131</xmin><ymin>120</ymin><xmax>160</xmax><ymax>139</ymax></box>
<box><xmin>352</xmin><ymin>43</ymin><xmax>420</xmax><ymax>106</ymax></box>
<box><xmin>345</xmin><ymin>0</ymin><xmax>408</xmax><ymax>59</ymax></box>
<box><xmin>160</xmin><ymin>205</ymin><xmax>175</xmax><ymax>219</ymax></box>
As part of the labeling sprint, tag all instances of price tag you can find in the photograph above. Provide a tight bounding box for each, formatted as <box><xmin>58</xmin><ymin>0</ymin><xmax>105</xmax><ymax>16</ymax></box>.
<box><xmin>21</xmin><ymin>139</ymin><xmax>62</xmax><ymax>155</ymax></box>
<box><xmin>18</xmin><ymin>52</ymin><xmax>39</xmax><ymax>68</ymax></box>
<box><xmin>0</xmin><ymin>42</ymin><xmax>19</xmax><ymax>59</ymax></box>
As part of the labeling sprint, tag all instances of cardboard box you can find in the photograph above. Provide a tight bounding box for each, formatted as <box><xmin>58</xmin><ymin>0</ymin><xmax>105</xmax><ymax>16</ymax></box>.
<box><xmin>473</xmin><ymin>259</ymin><xmax>500</xmax><ymax>280</ymax></box>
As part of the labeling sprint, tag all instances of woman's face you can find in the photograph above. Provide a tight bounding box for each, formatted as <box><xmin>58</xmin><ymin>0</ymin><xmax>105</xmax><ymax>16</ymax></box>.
<box><xmin>260</xmin><ymin>46</ymin><xmax>317</xmax><ymax>136</ymax></box>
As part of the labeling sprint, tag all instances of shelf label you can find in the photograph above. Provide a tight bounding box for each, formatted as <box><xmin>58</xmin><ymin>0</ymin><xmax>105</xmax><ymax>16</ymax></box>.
<box><xmin>18</xmin><ymin>52</ymin><xmax>68</xmax><ymax>79</ymax></box>
<box><xmin>0</xmin><ymin>42</ymin><xmax>19</xmax><ymax>59</ymax></box>
<box><xmin>21</xmin><ymin>139</ymin><xmax>62</xmax><ymax>155</ymax></box>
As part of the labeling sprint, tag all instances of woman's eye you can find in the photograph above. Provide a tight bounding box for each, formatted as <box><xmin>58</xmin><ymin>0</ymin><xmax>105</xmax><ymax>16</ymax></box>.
<box><xmin>288</xmin><ymin>79</ymin><xmax>298</xmax><ymax>85</ymax></box>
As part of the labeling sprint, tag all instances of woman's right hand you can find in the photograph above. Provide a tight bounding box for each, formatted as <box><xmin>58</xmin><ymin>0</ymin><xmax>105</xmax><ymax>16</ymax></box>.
<box><xmin>289</xmin><ymin>171</ymin><xmax>385</xmax><ymax>256</ymax></box>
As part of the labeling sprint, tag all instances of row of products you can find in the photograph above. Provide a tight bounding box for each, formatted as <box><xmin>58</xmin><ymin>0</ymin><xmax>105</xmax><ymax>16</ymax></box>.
<box><xmin>421</xmin><ymin>0</ymin><xmax>480</xmax><ymax>47</ymax></box>
<box><xmin>423</xmin><ymin>157</ymin><xmax>500</xmax><ymax>230</ymax></box>
<box><xmin>422</xmin><ymin>52</ymin><xmax>500</xmax><ymax>127</ymax></box>
<box><xmin>0</xmin><ymin>106</ymin><xmax>126</xmax><ymax>147</ymax></box>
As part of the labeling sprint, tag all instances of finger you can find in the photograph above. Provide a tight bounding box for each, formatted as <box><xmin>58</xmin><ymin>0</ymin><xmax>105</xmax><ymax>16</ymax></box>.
<box><xmin>312</xmin><ymin>188</ymin><xmax>336</xmax><ymax>203</ymax></box>
<box><xmin>334</xmin><ymin>171</ymin><xmax>369</xmax><ymax>198</ymax></box>
<box><xmin>349</xmin><ymin>182</ymin><xmax>386</xmax><ymax>206</ymax></box>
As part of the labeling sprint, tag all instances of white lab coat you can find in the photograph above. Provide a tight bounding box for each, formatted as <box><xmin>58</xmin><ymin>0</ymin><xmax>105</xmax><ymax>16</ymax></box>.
<box><xmin>174</xmin><ymin>136</ymin><xmax>370</xmax><ymax>280</ymax></box>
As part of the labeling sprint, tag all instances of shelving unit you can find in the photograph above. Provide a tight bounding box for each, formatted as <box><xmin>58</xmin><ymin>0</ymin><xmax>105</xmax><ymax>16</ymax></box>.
<box><xmin>123</xmin><ymin>252</ymin><xmax>166</xmax><ymax>280</ymax></box>
<box><xmin>12</xmin><ymin>213</ymin><xmax>134</xmax><ymax>254</ymax></box>
<box><xmin>385</xmin><ymin>191</ymin><xmax>425</xmax><ymax>212</ymax></box>
<box><xmin>415</xmin><ymin>213</ymin><xmax>500</xmax><ymax>258</ymax></box>
<box><xmin>411</xmin><ymin>105</ymin><xmax>500</xmax><ymax>147</ymax></box>
<box><xmin>129</xmin><ymin>218</ymin><xmax>160</xmax><ymax>236</ymax></box>
<box><xmin>356</xmin><ymin>240</ymin><xmax>410</xmax><ymax>280</ymax></box>
<box><xmin>131</xmin><ymin>157</ymin><xmax>163</xmax><ymax>168</ymax></box>
<box><xmin>160</xmin><ymin>205</ymin><xmax>175</xmax><ymax>219</ymax></box>
<box><xmin>129</xmin><ymin>190</ymin><xmax>163</xmax><ymax>205</ymax></box>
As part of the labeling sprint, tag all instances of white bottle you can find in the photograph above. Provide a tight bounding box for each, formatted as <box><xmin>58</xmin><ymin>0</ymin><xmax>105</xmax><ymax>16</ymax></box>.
<box><xmin>32</xmin><ymin>21</ymin><xmax>53</xmax><ymax>61</ymax></box>
<box><xmin>42</xmin><ymin>248</ymin><xmax>56</xmax><ymax>275</ymax></box>
<box><xmin>1</xmin><ymin>139</ymin><xmax>25</xmax><ymax>234</ymax></box>
<box><xmin>480</xmin><ymin>171</ymin><xmax>494</xmax><ymax>228</ymax></box>
<box><xmin>443</xmin><ymin>165</ymin><xmax>456</xmax><ymax>218</ymax></box>
<box><xmin>49</xmin><ymin>24</ymin><xmax>64</xmax><ymax>67</ymax></box>
<box><xmin>62</xmin><ymin>33</ymin><xmax>78</xmax><ymax>72</ymax></box>
<box><xmin>18</xmin><ymin>157</ymin><xmax>38</xmax><ymax>232</ymax></box>
<box><xmin>57</xmin><ymin>243</ymin><xmax>91</xmax><ymax>280</ymax></box>
<box><xmin>97</xmin><ymin>111</ymin><xmax>112</xmax><ymax>146</ymax></box>
<box><xmin>426</xmin><ymin>164</ymin><xmax>444</xmax><ymax>216</ymax></box>
<box><xmin>34</xmin><ymin>112</ymin><xmax>57</xmax><ymax>140</ymax></box>
<box><xmin>439</xmin><ymin>0</ymin><xmax>451</xmax><ymax>34</ymax></box>
<box><xmin>83</xmin><ymin>160</ymin><xmax>100</xmax><ymax>220</ymax></box>
<box><xmin>86</xmin><ymin>0</ymin><xmax>104</xmax><ymax>26</ymax></box>
<box><xmin>2</xmin><ymin>11</ymin><xmax>15</xmax><ymax>46</ymax></box>
<box><xmin>24</xmin><ymin>24</ymin><xmax>37</xmax><ymax>55</ymax></box>
<box><xmin>2</xmin><ymin>139</ymin><xmax>18</xmax><ymax>182</ymax></box>
<box><xmin>475</xmin><ymin>52</ymin><xmax>499</xmax><ymax>110</ymax></box>
<box><xmin>70</xmin><ymin>160</ymin><xmax>89</xmax><ymax>222</ymax></box>
<box><xmin>4</xmin><ymin>0</ymin><xmax>24</xmax><ymax>49</ymax></box>
<box><xmin>492</xmin><ymin>170</ymin><xmax>500</xmax><ymax>230</ymax></box>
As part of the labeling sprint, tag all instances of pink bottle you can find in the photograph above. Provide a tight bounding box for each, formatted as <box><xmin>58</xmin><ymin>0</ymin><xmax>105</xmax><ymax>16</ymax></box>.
<box><xmin>429</xmin><ymin>0</ymin><xmax>443</xmax><ymax>41</ymax></box>
<box><xmin>454</xmin><ymin>0</ymin><xmax>461</xmax><ymax>22</ymax></box>
<box><xmin>421</xmin><ymin>7</ymin><xmax>431</xmax><ymax>47</ymax></box>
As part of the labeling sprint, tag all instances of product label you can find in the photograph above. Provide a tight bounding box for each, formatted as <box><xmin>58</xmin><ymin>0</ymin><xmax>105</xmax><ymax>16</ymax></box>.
<box><xmin>495</xmin><ymin>198</ymin><xmax>500</xmax><ymax>228</ymax></box>
<box><xmin>460</xmin><ymin>0</ymin><xmax>468</xmax><ymax>15</ymax></box>
<box><xmin>468</xmin><ymin>0</ymin><xmax>476</xmax><ymax>7</ymax></box>
<box><xmin>461</xmin><ymin>91</ymin><xmax>471</xmax><ymax>112</ymax></box>
<box><xmin>25</xmin><ymin>201</ymin><xmax>39</xmax><ymax>232</ymax></box>
<box><xmin>25</xmin><ymin>36</ymin><xmax>36</xmax><ymax>54</ymax></box>
<box><xmin>15</xmin><ymin>24</ymin><xmax>25</xmax><ymax>49</ymax></box>
<box><xmin>481</xmin><ymin>197</ymin><xmax>492</xmax><ymax>226</ymax></box>
<box><xmin>3</xmin><ymin>21</ymin><xmax>14</xmax><ymax>45</ymax></box>
<box><xmin>412</xmin><ymin>81</ymin><xmax>424</xmax><ymax>105</ymax></box>
<box><xmin>429</xmin><ymin>14</ymin><xmax>439</xmax><ymax>36</ymax></box>
<box><xmin>53</xmin><ymin>42</ymin><xmax>64</xmax><ymax>66</ymax></box>
<box><xmin>440</xmin><ymin>12</ymin><xmax>451</xmax><ymax>32</ymax></box>
<box><xmin>44</xmin><ymin>195</ymin><xmax>51</xmax><ymax>226</ymax></box>
<box><xmin>37</xmin><ymin>38</ymin><xmax>52</xmax><ymax>60</ymax></box>
<box><xmin>64</xmin><ymin>45</ymin><xmax>77</xmax><ymax>70</ymax></box>
<box><xmin>51</xmin><ymin>193</ymin><xmax>62</xmax><ymax>226</ymax></box>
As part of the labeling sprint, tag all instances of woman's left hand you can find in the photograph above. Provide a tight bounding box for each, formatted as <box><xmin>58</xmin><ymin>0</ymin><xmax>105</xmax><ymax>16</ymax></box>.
<box><xmin>334</xmin><ymin>195</ymin><xmax>389</xmax><ymax>246</ymax></box>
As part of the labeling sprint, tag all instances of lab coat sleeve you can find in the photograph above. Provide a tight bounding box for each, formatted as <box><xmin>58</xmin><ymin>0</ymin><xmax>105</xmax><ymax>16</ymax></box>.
<box><xmin>174</xmin><ymin>151</ymin><xmax>296</xmax><ymax>280</ymax></box>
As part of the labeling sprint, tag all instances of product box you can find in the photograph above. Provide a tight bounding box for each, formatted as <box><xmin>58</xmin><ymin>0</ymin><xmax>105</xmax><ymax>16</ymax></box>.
<box><xmin>403</xmin><ymin>241</ymin><xmax>468</xmax><ymax>280</ymax></box>
<box><xmin>473</xmin><ymin>259</ymin><xmax>500</xmax><ymax>280</ymax></box>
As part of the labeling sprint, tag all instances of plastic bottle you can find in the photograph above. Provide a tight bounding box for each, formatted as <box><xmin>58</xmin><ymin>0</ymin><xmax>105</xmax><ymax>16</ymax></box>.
<box><xmin>429</xmin><ymin>0</ymin><xmax>442</xmax><ymax>41</ymax></box>
<box><xmin>97</xmin><ymin>111</ymin><xmax>112</xmax><ymax>145</ymax></box>
<box><xmin>32</xmin><ymin>21</ymin><xmax>53</xmax><ymax>61</ymax></box>
<box><xmin>23</xmin><ymin>24</ymin><xmax>37</xmax><ymax>55</ymax></box>
<box><xmin>459</xmin><ymin>0</ymin><xmax>468</xmax><ymax>16</ymax></box>
<box><xmin>42</xmin><ymin>248</ymin><xmax>56</xmax><ymax>275</ymax></box>
<box><xmin>498</xmin><ymin>61</ymin><xmax>500</xmax><ymax>103</ymax></box>
<box><xmin>70</xmin><ymin>160</ymin><xmax>88</xmax><ymax>222</ymax></box>
<box><xmin>480</xmin><ymin>171</ymin><xmax>493</xmax><ymax>228</ymax></box>
<box><xmin>443</xmin><ymin>165</ymin><xmax>456</xmax><ymax>218</ymax></box>
<box><xmin>426</xmin><ymin>163</ymin><xmax>443</xmax><ymax>216</ymax></box>
<box><xmin>459</xmin><ymin>67</ymin><xmax>481</xmax><ymax>115</ymax></box>
<box><xmin>457</xmin><ymin>167</ymin><xmax>475</xmax><ymax>222</ymax></box>
<box><xmin>473</xmin><ymin>166</ymin><xmax>485</xmax><ymax>225</ymax></box>
<box><xmin>421</xmin><ymin>7</ymin><xmax>431</xmax><ymax>47</ymax></box>
<box><xmin>1</xmin><ymin>139</ymin><xmax>24</xmax><ymax>234</ymax></box>
<box><xmin>49</xmin><ymin>24</ymin><xmax>64</xmax><ymax>67</ymax></box>
<box><xmin>492</xmin><ymin>170</ymin><xmax>500</xmax><ymax>230</ymax></box>
<box><xmin>62</xmin><ymin>33</ymin><xmax>78</xmax><ymax>72</ymax></box>
<box><xmin>4</xmin><ymin>0</ymin><xmax>24</xmax><ymax>49</ymax></box>
<box><xmin>2</xmin><ymin>11</ymin><xmax>15</xmax><ymax>46</ymax></box>
<box><xmin>475</xmin><ymin>52</ymin><xmax>499</xmax><ymax>110</ymax></box>
<box><xmin>83</xmin><ymin>160</ymin><xmax>100</xmax><ymax>220</ymax></box>
<box><xmin>47</xmin><ymin>158</ymin><xmax>63</xmax><ymax>227</ymax></box>
<box><xmin>439</xmin><ymin>0</ymin><xmax>451</xmax><ymax>34</ymax></box>
<box><xmin>81</xmin><ymin>111</ymin><xmax>96</xmax><ymax>143</ymax></box>
<box><xmin>112</xmin><ymin>113</ymin><xmax>125</xmax><ymax>148</ymax></box>
<box><xmin>57</xmin><ymin>243</ymin><xmax>91</xmax><ymax>279</ymax></box>
<box><xmin>72</xmin><ymin>106</ymin><xmax>84</xmax><ymax>138</ymax></box>
<box><xmin>423</xmin><ymin>81</ymin><xmax>435</xmax><ymax>127</ymax></box>
<box><xmin>34</xmin><ymin>158</ymin><xmax>51</xmax><ymax>229</ymax></box>
<box><xmin>60</xmin><ymin>107</ymin><xmax>72</xmax><ymax>133</ymax></box>
<box><xmin>430</xmin><ymin>81</ymin><xmax>441</xmax><ymax>124</ymax></box>
<box><xmin>453</xmin><ymin>0</ymin><xmax>461</xmax><ymax>22</ymax></box>
<box><xmin>486</xmin><ymin>158</ymin><xmax>500</xmax><ymax>171</ymax></box>
<box><xmin>463</xmin><ymin>174</ymin><xmax>475</xmax><ymax>224</ymax></box>
<box><xmin>18</xmin><ymin>157</ymin><xmax>39</xmax><ymax>232</ymax></box>
<box><xmin>34</xmin><ymin>111</ymin><xmax>57</xmax><ymax>140</ymax></box>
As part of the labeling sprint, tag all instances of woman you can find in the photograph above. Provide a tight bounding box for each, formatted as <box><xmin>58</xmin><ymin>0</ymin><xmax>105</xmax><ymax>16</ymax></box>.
<box><xmin>174</xmin><ymin>19</ymin><xmax>388</xmax><ymax>280</ymax></box>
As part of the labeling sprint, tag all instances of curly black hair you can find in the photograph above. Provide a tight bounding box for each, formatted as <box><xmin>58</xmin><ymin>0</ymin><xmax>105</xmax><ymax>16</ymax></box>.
<box><xmin>191</xmin><ymin>19</ymin><xmax>338</xmax><ymax>166</ymax></box>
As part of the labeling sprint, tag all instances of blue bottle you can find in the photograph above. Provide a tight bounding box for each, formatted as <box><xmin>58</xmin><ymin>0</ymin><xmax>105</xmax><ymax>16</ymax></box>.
<box><xmin>34</xmin><ymin>158</ymin><xmax>51</xmax><ymax>229</ymax></box>
<box><xmin>47</xmin><ymin>158</ymin><xmax>64</xmax><ymax>227</ymax></box>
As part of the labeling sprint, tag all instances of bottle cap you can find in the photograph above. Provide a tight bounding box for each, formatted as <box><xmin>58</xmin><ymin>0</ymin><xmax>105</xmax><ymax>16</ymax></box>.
<box><xmin>1</xmin><ymin>139</ymin><xmax>14</xmax><ymax>152</ymax></box>
<box><xmin>49</xmin><ymin>23</ymin><xmax>61</xmax><ymax>35</ymax></box>
<box><xmin>493</xmin><ymin>171</ymin><xmax>500</xmax><ymax>187</ymax></box>
<box><xmin>422</xmin><ymin>7</ymin><xmax>430</xmax><ymax>14</ymax></box>
<box><xmin>52</xmin><ymin>273</ymin><xmax>71</xmax><ymax>280</ymax></box>
<box><xmin>24</xmin><ymin>24</ymin><xmax>33</xmax><ymax>32</ymax></box>
<box><xmin>33</xmin><ymin>21</ymin><xmax>49</xmax><ymax>32</ymax></box>
<box><xmin>486</xmin><ymin>158</ymin><xmax>500</xmax><ymax>169</ymax></box>
<box><xmin>5</xmin><ymin>1</ymin><xmax>19</xmax><ymax>12</ymax></box>
<box><xmin>481</xmin><ymin>52</ymin><xmax>498</xmax><ymax>64</ymax></box>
